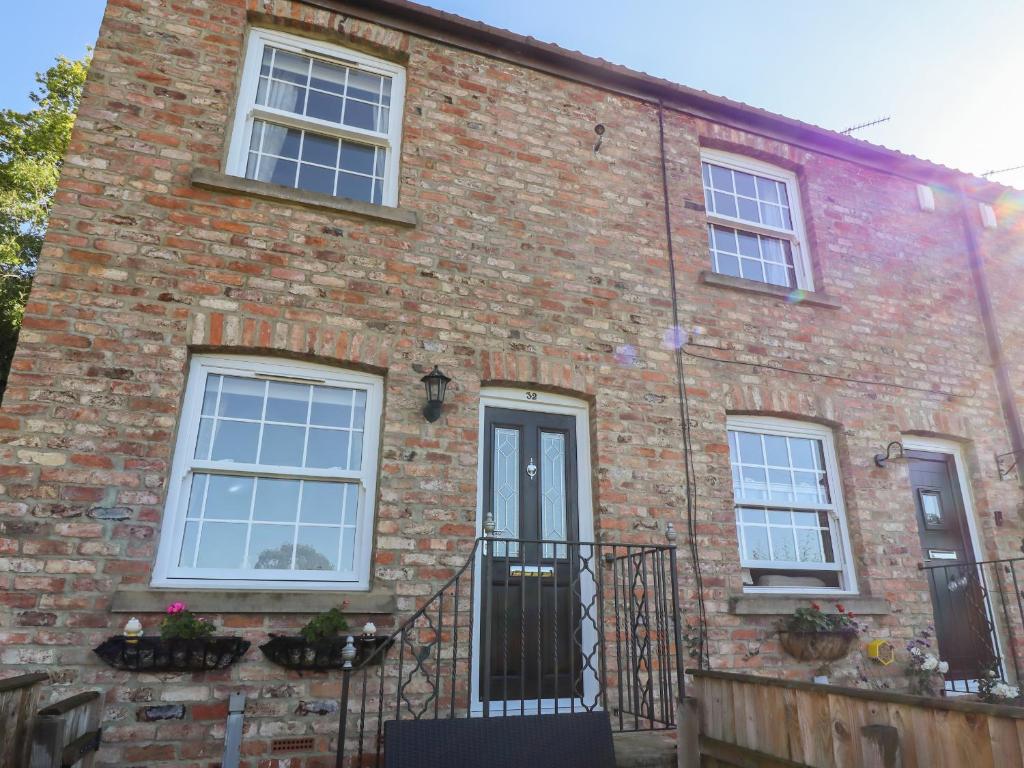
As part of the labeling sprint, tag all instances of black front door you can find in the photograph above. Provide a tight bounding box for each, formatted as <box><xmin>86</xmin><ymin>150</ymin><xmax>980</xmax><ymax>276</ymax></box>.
<box><xmin>480</xmin><ymin>406</ymin><xmax>582</xmax><ymax>706</ymax></box>
<box><xmin>908</xmin><ymin>450</ymin><xmax>996</xmax><ymax>680</ymax></box>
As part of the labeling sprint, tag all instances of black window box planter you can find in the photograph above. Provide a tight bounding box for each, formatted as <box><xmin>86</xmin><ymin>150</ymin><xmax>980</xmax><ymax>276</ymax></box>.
<box><xmin>260</xmin><ymin>635</ymin><xmax>391</xmax><ymax>671</ymax></box>
<box><xmin>93</xmin><ymin>636</ymin><xmax>250</xmax><ymax>671</ymax></box>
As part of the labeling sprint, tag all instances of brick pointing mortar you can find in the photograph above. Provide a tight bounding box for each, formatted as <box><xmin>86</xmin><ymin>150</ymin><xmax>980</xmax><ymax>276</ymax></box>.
<box><xmin>0</xmin><ymin>0</ymin><xmax>1022</xmax><ymax>764</ymax></box>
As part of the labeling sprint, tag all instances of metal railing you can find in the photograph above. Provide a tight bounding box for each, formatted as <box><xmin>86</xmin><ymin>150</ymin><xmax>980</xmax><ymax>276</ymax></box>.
<box><xmin>335</xmin><ymin>532</ymin><xmax>684</xmax><ymax>766</ymax></box>
<box><xmin>920</xmin><ymin>556</ymin><xmax>1024</xmax><ymax>693</ymax></box>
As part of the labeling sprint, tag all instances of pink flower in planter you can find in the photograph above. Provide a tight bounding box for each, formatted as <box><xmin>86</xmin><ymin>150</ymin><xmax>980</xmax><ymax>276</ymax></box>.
<box><xmin>166</xmin><ymin>602</ymin><xmax>187</xmax><ymax>614</ymax></box>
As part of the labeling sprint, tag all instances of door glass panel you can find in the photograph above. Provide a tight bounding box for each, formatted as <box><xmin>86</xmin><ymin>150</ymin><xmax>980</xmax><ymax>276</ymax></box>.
<box><xmin>920</xmin><ymin>490</ymin><xmax>944</xmax><ymax>528</ymax></box>
<box><xmin>540</xmin><ymin>432</ymin><xmax>567</xmax><ymax>558</ymax></box>
<box><xmin>492</xmin><ymin>427</ymin><xmax>520</xmax><ymax>557</ymax></box>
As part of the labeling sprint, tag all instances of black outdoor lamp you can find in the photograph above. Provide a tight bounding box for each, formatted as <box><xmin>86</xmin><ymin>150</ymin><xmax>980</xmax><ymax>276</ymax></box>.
<box><xmin>421</xmin><ymin>366</ymin><xmax>451</xmax><ymax>423</ymax></box>
<box><xmin>874</xmin><ymin>440</ymin><xmax>907</xmax><ymax>468</ymax></box>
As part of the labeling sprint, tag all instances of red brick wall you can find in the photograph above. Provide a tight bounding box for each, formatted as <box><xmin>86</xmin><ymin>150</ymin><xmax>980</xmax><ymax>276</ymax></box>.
<box><xmin>1</xmin><ymin>0</ymin><xmax>1022</xmax><ymax>764</ymax></box>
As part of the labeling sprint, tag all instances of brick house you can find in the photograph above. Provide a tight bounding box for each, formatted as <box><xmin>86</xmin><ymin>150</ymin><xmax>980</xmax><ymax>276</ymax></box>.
<box><xmin>3</xmin><ymin>0</ymin><xmax>1024</xmax><ymax>764</ymax></box>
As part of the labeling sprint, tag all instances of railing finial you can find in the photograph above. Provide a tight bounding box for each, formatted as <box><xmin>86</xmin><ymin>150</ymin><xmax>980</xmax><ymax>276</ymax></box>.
<box><xmin>483</xmin><ymin>510</ymin><xmax>495</xmax><ymax>537</ymax></box>
<box><xmin>341</xmin><ymin>635</ymin><xmax>357</xmax><ymax>670</ymax></box>
<box><xmin>665</xmin><ymin>521</ymin><xmax>678</xmax><ymax>545</ymax></box>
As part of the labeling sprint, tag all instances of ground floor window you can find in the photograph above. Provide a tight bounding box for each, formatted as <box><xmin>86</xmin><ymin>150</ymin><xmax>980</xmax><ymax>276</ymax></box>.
<box><xmin>726</xmin><ymin>416</ymin><xmax>856</xmax><ymax>593</ymax></box>
<box><xmin>152</xmin><ymin>355</ymin><xmax>382</xmax><ymax>589</ymax></box>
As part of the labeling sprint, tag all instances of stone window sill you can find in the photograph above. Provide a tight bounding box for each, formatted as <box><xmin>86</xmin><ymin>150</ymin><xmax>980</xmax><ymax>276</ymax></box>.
<box><xmin>191</xmin><ymin>168</ymin><xmax>418</xmax><ymax>227</ymax></box>
<box><xmin>111</xmin><ymin>587</ymin><xmax>396</xmax><ymax>615</ymax></box>
<box><xmin>729</xmin><ymin>595</ymin><xmax>889</xmax><ymax>616</ymax></box>
<box><xmin>700</xmin><ymin>270</ymin><xmax>842</xmax><ymax>309</ymax></box>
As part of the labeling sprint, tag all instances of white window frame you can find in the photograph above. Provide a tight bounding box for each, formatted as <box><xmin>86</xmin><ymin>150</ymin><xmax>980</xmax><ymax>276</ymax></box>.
<box><xmin>701</xmin><ymin>149</ymin><xmax>815</xmax><ymax>291</ymax></box>
<box><xmin>225</xmin><ymin>28</ymin><xmax>406</xmax><ymax>207</ymax></box>
<box><xmin>152</xmin><ymin>354</ymin><xmax>383</xmax><ymax>590</ymax></box>
<box><xmin>726</xmin><ymin>415</ymin><xmax>857</xmax><ymax>595</ymax></box>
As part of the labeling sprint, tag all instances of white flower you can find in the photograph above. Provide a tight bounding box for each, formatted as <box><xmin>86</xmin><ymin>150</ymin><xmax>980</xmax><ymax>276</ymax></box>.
<box><xmin>937</xmin><ymin>661</ymin><xmax>949</xmax><ymax>674</ymax></box>
<box><xmin>910</xmin><ymin>646</ymin><xmax>923</xmax><ymax>657</ymax></box>
<box><xmin>991</xmin><ymin>683</ymin><xmax>1020</xmax><ymax>699</ymax></box>
<box><xmin>921</xmin><ymin>655</ymin><xmax>938</xmax><ymax>672</ymax></box>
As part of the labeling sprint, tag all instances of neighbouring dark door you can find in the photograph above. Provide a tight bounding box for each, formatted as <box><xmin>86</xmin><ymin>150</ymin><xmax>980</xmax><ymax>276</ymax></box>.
<box><xmin>908</xmin><ymin>450</ymin><xmax>996</xmax><ymax>681</ymax></box>
<box><xmin>480</xmin><ymin>406</ymin><xmax>582</xmax><ymax>706</ymax></box>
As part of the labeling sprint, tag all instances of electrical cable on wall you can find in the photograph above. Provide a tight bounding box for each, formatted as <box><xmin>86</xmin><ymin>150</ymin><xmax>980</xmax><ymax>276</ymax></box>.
<box><xmin>657</xmin><ymin>100</ymin><xmax>709</xmax><ymax>668</ymax></box>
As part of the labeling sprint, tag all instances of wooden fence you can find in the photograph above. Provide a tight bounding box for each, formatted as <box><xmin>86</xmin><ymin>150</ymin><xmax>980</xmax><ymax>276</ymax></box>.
<box><xmin>687</xmin><ymin>669</ymin><xmax>1024</xmax><ymax>768</ymax></box>
<box><xmin>0</xmin><ymin>673</ymin><xmax>103</xmax><ymax>768</ymax></box>
<box><xmin>1</xmin><ymin>673</ymin><xmax>47</xmax><ymax>768</ymax></box>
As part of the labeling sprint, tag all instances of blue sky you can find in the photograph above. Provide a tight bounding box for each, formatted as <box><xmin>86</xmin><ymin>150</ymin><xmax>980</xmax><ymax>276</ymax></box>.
<box><xmin>4</xmin><ymin>0</ymin><xmax>1023</xmax><ymax>188</ymax></box>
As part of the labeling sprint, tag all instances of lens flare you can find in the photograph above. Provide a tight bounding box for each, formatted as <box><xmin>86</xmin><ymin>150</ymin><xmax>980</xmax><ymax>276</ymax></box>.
<box><xmin>614</xmin><ymin>344</ymin><xmax>637</xmax><ymax>366</ymax></box>
<box><xmin>662</xmin><ymin>325</ymin><xmax>689</xmax><ymax>350</ymax></box>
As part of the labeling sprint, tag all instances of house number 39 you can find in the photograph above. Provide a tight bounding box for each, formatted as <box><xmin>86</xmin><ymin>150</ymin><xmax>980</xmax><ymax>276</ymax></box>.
<box><xmin>525</xmin><ymin>391</ymin><xmax>538</xmax><ymax>400</ymax></box>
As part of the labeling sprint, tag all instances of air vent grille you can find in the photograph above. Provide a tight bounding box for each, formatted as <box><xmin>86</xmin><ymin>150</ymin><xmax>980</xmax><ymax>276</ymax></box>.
<box><xmin>271</xmin><ymin>736</ymin><xmax>316</xmax><ymax>753</ymax></box>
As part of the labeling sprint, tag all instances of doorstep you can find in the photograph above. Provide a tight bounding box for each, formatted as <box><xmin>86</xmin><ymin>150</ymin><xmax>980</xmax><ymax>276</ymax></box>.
<box><xmin>613</xmin><ymin>730</ymin><xmax>676</xmax><ymax>768</ymax></box>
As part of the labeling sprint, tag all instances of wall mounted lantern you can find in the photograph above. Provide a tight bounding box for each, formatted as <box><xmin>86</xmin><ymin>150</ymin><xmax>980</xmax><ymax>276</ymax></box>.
<box><xmin>874</xmin><ymin>441</ymin><xmax>907</xmax><ymax>468</ymax></box>
<box><xmin>421</xmin><ymin>366</ymin><xmax>451</xmax><ymax>423</ymax></box>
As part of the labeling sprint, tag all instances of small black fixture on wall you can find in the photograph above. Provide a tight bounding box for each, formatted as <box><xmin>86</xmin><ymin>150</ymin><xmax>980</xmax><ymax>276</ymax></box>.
<box><xmin>421</xmin><ymin>366</ymin><xmax>452</xmax><ymax>423</ymax></box>
<box><xmin>874</xmin><ymin>440</ymin><xmax>907</xmax><ymax>468</ymax></box>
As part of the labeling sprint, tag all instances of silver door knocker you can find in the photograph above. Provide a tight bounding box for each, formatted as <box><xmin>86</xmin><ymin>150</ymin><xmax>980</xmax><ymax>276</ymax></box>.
<box><xmin>526</xmin><ymin>458</ymin><xmax>537</xmax><ymax>479</ymax></box>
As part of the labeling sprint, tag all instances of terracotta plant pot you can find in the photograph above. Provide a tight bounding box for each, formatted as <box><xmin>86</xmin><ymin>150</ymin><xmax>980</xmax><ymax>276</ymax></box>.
<box><xmin>779</xmin><ymin>630</ymin><xmax>857</xmax><ymax>662</ymax></box>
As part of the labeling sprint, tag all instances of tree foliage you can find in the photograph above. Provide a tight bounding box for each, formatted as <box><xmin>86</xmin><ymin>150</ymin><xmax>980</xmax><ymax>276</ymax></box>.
<box><xmin>0</xmin><ymin>53</ymin><xmax>90</xmax><ymax>400</ymax></box>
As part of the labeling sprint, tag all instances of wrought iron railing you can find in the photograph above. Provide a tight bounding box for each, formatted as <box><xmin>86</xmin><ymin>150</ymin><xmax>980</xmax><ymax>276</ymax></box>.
<box><xmin>334</xmin><ymin>532</ymin><xmax>685</xmax><ymax>766</ymax></box>
<box><xmin>920</xmin><ymin>556</ymin><xmax>1024</xmax><ymax>693</ymax></box>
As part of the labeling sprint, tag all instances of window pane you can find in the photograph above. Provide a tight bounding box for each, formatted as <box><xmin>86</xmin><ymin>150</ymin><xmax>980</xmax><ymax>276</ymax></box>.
<box><xmin>201</xmin><ymin>374</ymin><xmax>220</xmax><ymax>415</ymax></box>
<box><xmin>737</xmin><ymin>197</ymin><xmax>760</xmax><ymax>222</ymax></box>
<box><xmin>259</xmin><ymin>424</ymin><xmax>306</xmax><ymax>467</ymax></box>
<box><xmin>260</xmin><ymin>122</ymin><xmax>301</xmax><ymax>159</ymax></box>
<box><xmin>767</xmin><ymin>469</ymin><xmax>794</xmax><ymax>502</ymax></box>
<box><xmin>195</xmin><ymin>417</ymin><xmax>214</xmax><ymax>460</ymax></box>
<box><xmin>311</xmin><ymin>387</ymin><xmax>353</xmax><ymax>427</ymax></box>
<box><xmin>306</xmin><ymin>90</ymin><xmax>343</xmax><ymax>123</ymax></box>
<box><xmin>196</xmin><ymin>522</ymin><xmax>246</xmax><ymax>568</ymax></box>
<box><xmin>300</xmin><ymin>481</ymin><xmax>346</xmax><ymax>524</ymax></box>
<box><xmin>767</xmin><ymin>510</ymin><xmax>791</xmax><ymax>525</ymax></box>
<box><xmin>796</xmin><ymin>528</ymin><xmax>824</xmax><ymax>562</ymax></box>
<box><xmin>739</xmin><ymin>507</ymin><xmax>765</xmax><ymax>524</ymax></box>
<box><xmin>301</xmin><ymin>133</ymin><xmax>339</xmax><ymax>166</ymax></box>
<box><xmin>764</xmin><ymin>435</ymin><xmax>788</xmax><ymax>466</ymax></box>
<box><xmin>205</xmin><ymin>475</ymin><xmax>253</xmax><ymax>520</ymax></box>
<box><xmin>338</xmin><ymin>172</ymin><xmax>374</xmax><ymax>202</ymax></box>
<box><xmin>341</xmin><ymin>142</ymin><xmax>376</xmax><ymax>176</ymax></box>
<box><xmin>734</xmin><ymin>171</ymin><xmax>756</xmax><ymax>197</ymax></box>
<box><xmin>756</xmin><ymin>176</ymin><xmax>780</xmax><ymax>203</ymax></box>
<box><xmin>765</xmin><ymin>262</ymin><xmax>790</xmax><ymax>287</ymax></box>
<box><xmin>743</xmin><ymin>526</ymin><xmax>770</xmax><ymax>561</ymax></box>
<box><xmin>219</xmin><ymin>376</ymin><xmax>264</xmax><ymax>419</ymax></box>
<box><xmin>298</xmin><ymin>164</ymin><xmax>336</xmax><ymax>196</ymax></box>
<box><xmin>271</xmin><ymin>50</ymin><xmax>309</xmax><ymax>84</ymax></box>
<box><xmin>740</xmin><ymin>257</ymin><xmax>765</xmax><ymax>282</ymax></box>
<box><xmin>249</xmin><ymin>524</ymin><xmax>295</xmax><ymax>569</ymax></box>
<box><xmin>769</xmin><ymin>526</ymin><xmax>797</xmax><ymax>561</ymax></box>
<box><xmin>713</xmin><ymin>191</ymin><xmax>737</xmax><ymax>218</ymax></box>
<box><xmin>740</xmin><ymin>466</ymin><xmax>768</xmax><ymax>499</ymax></box>
<box><xmin>347</xmin><ymin>69</ymin><xmax>383</xmax><ymax>102</ymax></box>
<box><xmin>340</xmin><ymin>527</ymin><xmax>357</xmax><ymax>572</ymax></box>
<box><xmin>736</xmin><ymin>432</ymin><xmax>764</xmax><ymax>464</ymax></box>
<box><xmin>256</xmin><ymin>156</ymin><xmax>298</xmax><ymax>187</ymax></box>
<box><xmin>266</xmin><ymin>382</ymin><xmax>309</xmax><ymax>424</ymax></box>
<box><xmin>253</xmin><ymin>477</ymin><xmax>300</xmax><ymax>522</ymax></box>
<box><xmin>311</xmin><ymin>60</ymin><xmax>347</xmax><ymax>95</ymax></box>
<box><xmin>179</xmin><ymin>521</ymin><xmax>199</xmax><ymax>567</ymax></box>
<box><xmin>263</xmin><ymin>80</ymin><xmax>305</xmax><ymax>114</ymax></box>
<box><xmin>352</xmin><ymin>390</ymin><xmax>367</xmax><ymax>430</ymax></box>
<box><xmin>790</xmin><ymin>438</ymin><xmax>819</xmax><ymax>469</ymax></box>
<box><xmin>252</xmin><ymin>537</ymin><xmax>295</xmax><ymax>569</ymax></box>
<box><xmin>186</xmin><ymin>474</ymin><xmax>207</xmax><ymax>519</ymax></box>
<box><xmin>297</xmin><ymin>526</ymin><xmax>339</xmax><ymax>570</ymax></box>
<box><xmin>211</xmin><ymin>420</ymin><xmax>260</xmax><ymax>463</ymax></box>
<box><xmin>709</xmin><ymin>164</ymin><xmax>733</xmax><ymax>191</ymax></box>
<box><xmin>737</xmin><ymin>230</ymin><xmax>760</xmax><ymax>258</ymax></box>
<box><xmin>306</xmin><ymin>428</ymin><xmax>350</xmax><ymax>469</ymax></box>
<box><xmin>716</xmin><ymin>253</ymin><xmax>740</xmax><ymax>277</ymax></box>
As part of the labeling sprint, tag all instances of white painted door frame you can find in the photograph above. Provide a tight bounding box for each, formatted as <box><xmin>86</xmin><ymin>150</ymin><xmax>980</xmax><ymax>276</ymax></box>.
<box><xmin>902</xmin><ymin>436</ymin><xmax>1006</xmax><ymax>688</ymax></box>
<box><xmin>469</xmin><ymin>387</ymin><xmax>599</xmax><ymax>715</ymax></box>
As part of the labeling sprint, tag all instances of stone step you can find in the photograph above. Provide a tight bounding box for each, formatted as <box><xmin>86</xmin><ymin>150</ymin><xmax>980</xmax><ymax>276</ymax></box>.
<box><xmin>613</xmin><ymin>730</ymin><xmax>677</xmax><ymax>768</ymax></box>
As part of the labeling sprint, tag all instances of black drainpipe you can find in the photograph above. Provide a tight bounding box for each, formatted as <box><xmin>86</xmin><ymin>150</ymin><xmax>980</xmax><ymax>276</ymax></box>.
<box><xmin>958</xmin><ymin>188</ymin><xmax>1024</xmax><ymax>485</ymax></box>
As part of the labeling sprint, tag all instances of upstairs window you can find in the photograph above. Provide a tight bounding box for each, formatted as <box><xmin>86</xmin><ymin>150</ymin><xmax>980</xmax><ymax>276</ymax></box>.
<box><xmin>701</xmin><ymin>150</ymin><xmax>813</xmax><ymax>290</ymax></box>
<box><xmin>726</xmin><ymin>416</ymin><xmax>856</xmax><ymax>593</ymax></box>
<box><xmin>153</xmin><ymin>356</ymin><xmax>383</xmax><ymax>589</ymax></box>
<box><xmin>226</xmin><ymin>29</ymin><xmax>405</xmax><ymax>207</ymax></box>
